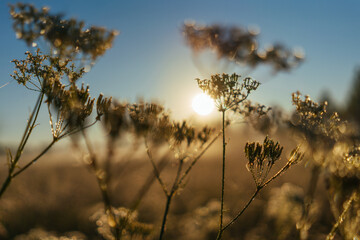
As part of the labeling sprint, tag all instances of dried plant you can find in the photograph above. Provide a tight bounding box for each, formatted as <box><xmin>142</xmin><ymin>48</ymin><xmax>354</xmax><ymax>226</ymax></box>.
<box><xmin>290</xmin><ymin>92</ymin><xmax>360</xmax><ymax>239</ymax></box>
<box><xmin>126</xmin><ymin>102</ymin><xmax>218</xmax><ymax>240</ymax></box>
<box><xmin>4</xmin><ymin>3</ymin><xmax>360</xmax><ymax>240</ymax></box>
<box><xmin>10</xmin><ymin>3</ymin><xmax>118</xmax><ymax>62</ymax></box>
<box><xmin>183</xmin><ymin>23</ymin><xmax>304</xmax><ymax>72</ymax></box>
<box><xmin>195</xmin><ymin>73</ymin><xmax>259</xmax><ymax>239</ymax></box>
<box><xmin>216</xmin><ymin>137</ymin><xmax>303</xmax><ymax>239</ymax></box>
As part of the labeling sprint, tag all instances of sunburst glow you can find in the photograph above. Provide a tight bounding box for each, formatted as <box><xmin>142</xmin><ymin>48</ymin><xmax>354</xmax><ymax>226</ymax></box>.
<box><xmin>192</xmin><ymin>93</ymin><xmax>215</xmax><ymax>115</ymax></box>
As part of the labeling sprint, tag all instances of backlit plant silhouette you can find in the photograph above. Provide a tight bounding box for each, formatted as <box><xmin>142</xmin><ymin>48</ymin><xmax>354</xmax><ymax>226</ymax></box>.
<box><xmin>2</xmin><ymin>3</ymin><xmax>360</xmax><ymax>240</ymax></box>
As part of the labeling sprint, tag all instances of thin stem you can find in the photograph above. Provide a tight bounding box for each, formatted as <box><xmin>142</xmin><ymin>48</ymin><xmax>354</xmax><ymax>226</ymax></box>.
<box><xmin>145</xmin><ymin>139</ymin><xmax>169</xmax><ymax>196</ymax></box>
<box><xmin>222</xmin><ymin>188</ymin><xmax>260</xmax><ymax>231</ymax></box>
<box><xmin>299</xmin><ymin>165</ymin><xmax>320</xmax><ymax>240</ymax></box>
<box><xmin>216</xmin><ymin>110</ymin><xmax>226</xmax><ymax>240</ymax></box>
<box><xmin>326</xmin><ymin>191</ymin><xmax>358</xmax><ymax>240</ymax></box>
<box><xmin>131</xmin><ymin>155</ymin><xmax>170</xmax><ymax>210</ymax></box>
<box><xmin>81</xmin><ymin>130</ymin><xmax>120</xmax><ymax>240</ymax></box>
<box><xmin>18</xmin><ymin>92</ymin><xmax>44</xmax><ymax>156</ymax></box>
<box><xmin>177</xmin><ymin>130</ymin><xmax>222</xmax><ymax>188</ymax></box>
<box><xmin>12</xmin><ymin>139</ymin><xmax>57</xmax><ymax>178</ymax></box>
<box><xmin>219</xmin><ymin>152</ymin><xmax>299</xmax><ymax>236</ymax></box>
<box><xmin>158</xmin><ymin>158</ymin><xmax>184</xmax><ymax>240</ymax></box>
<box><xmin>146</xmin><ymin>131</ymin><xmax>221</xmax><ymax>239</ymax></box>
<box><xmin>0</xmin><ymin>92</ymin><xmax>44</xmax><ymax>198</ymax></box>
<box><xmin>159</xmin><ymin>195</ymin><xmax>173</xmax><ymax>240</ymax></box>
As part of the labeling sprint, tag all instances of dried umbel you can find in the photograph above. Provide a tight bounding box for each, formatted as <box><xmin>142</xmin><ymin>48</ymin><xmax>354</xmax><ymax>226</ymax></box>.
<box><xmin>98</xmin><ymin>98</ymin><xmax>129</xmax><ymax>140</ymax></box>
<box><xmin>128</xmin><ymin>101</ymin><xmax>169</xmax><ymax>139</ymax></box>
<box><xmin>47</xmin><ymin>83</ymin><xmax>95</xmax><ymax>134</ymax></box>
<box><xmin>183</xmin><ymin>23</ymin><xmax>304</xmax><ymax>72</ymax></box>
<box><xmin>11</xmin><ymin>50</ymin><xmax>83</xmax><ymax>92</ymax></box>
<box><xmin>196</xmin><ymin>73</ymin><xmax>259</xmax><ymax>112</ymax></box>
<box><xmin>245</xmin><ymin>136</ymin><xmax>283</xmax><ymax>186</ymax></box>
<box><xmin>10</xmin><ymin>3</ymin><xmax>118</xmax><ymax>61</ymax></box>
<box><xmin>171</xmin><ymin>121</ymin><xmax>215</xmax><ymax>149</ymax></box>
<box><xmin>291</xmin><ymin>91</ymin><xmax>342</xmax><ymax>141</ymax></box>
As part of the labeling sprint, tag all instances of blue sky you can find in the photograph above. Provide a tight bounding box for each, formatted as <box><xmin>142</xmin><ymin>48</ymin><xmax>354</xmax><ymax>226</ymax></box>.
<box><xmin>1</xmin><ymin>0</ymin><xmax>360</xmax><ymax>144</ymax></box>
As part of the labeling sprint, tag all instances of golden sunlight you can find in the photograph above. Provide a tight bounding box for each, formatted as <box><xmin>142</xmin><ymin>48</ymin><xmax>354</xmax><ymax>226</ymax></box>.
<box><xmin>192</xmin><ymin>93</ymin><xmax>214</xmax><ymax>115</ymax></box>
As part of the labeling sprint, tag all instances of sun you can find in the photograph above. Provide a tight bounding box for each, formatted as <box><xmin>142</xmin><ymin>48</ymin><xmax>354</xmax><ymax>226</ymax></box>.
<box><xmin>192</xmin><ymin>93</ymin><xmax>215</xmax><ymax>115</ymax></box>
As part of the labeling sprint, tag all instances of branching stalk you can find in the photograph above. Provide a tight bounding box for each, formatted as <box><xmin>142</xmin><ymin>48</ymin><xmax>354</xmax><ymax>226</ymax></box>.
<box><xmin>219</xmin><ymin>154</ymin><xmax>299</xmax><ymax>235</ymax></box>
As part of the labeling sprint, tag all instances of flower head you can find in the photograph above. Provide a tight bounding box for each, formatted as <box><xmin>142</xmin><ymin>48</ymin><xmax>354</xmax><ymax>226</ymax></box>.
<box><xmin>196</xmin><ymin>73</ymin><xmax>259</xmax><ymax>112</ymax></box>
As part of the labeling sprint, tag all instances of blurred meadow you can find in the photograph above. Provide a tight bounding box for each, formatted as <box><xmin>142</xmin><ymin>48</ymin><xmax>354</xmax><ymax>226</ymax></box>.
<box><xmin>1</xmin><ymin>1</ymin><xmax>360</xmax><ymax>240</ymax></box>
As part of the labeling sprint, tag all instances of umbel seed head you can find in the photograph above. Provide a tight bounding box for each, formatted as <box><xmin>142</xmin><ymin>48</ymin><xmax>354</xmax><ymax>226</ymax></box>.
<box><xmin>195</xmin><ymin>73</ymin><xmax>260</xmax><ymax>112</ymax></box>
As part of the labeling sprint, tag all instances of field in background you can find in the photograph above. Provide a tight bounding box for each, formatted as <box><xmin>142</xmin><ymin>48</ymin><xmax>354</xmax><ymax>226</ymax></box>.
<box><xmin>0</xmin><ymin>126</ymin><xmax>337</xmax><ymax>240</ymax></box>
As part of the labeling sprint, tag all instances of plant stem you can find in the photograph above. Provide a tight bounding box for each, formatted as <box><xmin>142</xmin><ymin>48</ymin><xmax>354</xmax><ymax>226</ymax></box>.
<box><xmin>12</xmin><ymin>139</ymin><xmax>56</xmax><ymax>178</ymax></box>
<box><xmin>299</xmin><ymin>165</ymin><xmax>320</xmax><ymax>240</ymax></box>
<box><xmin>219</xmin><ymin>152</ymin><xmax>299</xmax><ymax>236</ymax></box>
<box><xmin>81</xmin><ymin>130</ymin><xmax>120</xmax><ymax>240</ymax></box>
<box><xmin>326</xmin><ymin>191</ymin><xmax>358</xmax><ymax>240</ymax></box>
<box><xmin>131</xmin><ymin>155</ymin><xmax>169</xmax><ymax>210</ymax></box>
<box><xmin>216</xmin><ymin>110</ymin><xmax>226</xmax><ymax>240</ymax></box>
<box><xmin>159</xmin><ymin>194</ymin><xmax>173</xmax><ymax>240</ymax></box>
<box><xmin>0</xmin><ymin>92</ymin><xmax>44</xmax><ymax>198</ymax></box>
<box><xmin>158</xmin><ymin>157</ymin><xmax>184</xmax><ymax>240</ymax></box>
<box><xmin>222</xmin><ymin>188</ymin><xmax>260</xmax><ymax>232</ymax></box>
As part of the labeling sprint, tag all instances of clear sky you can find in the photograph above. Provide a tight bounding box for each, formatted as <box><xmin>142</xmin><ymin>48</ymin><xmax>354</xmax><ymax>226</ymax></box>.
<box><xmin>1</xmin><ymin>0</ymin><xmax>360</xmax><ymax>145</ymax></box>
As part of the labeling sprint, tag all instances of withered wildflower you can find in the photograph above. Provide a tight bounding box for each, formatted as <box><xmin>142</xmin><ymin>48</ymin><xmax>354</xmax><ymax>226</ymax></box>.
<box><xmin>96</xmin><ymin>93</ymin><xmax>112</xmax><ymax>121</ymax></box>
<box><xmin>183</xmin><ymin>23</ymin><xmax>304</xmax><ymax>72</ymax></box>
<box><xmin>196</xmin><ymin>73</ymin><xmax>259</xmax><ymax>112</ymax></box>
<box><xmin>291</xmin><ymin>92</ymin><xmax>360</xmax><ymax>239</ymax></box>
<box><xmin>172</xmin><ymin>121</ymin><xmax>195</xmax><ymax>147</ymax></box>
<box><xmin>196</xmin><ymin>72</ymin><xmax>260</xmax><ymax>240</ymax></box>
<box><xmin>128</xmin><ymin>101</ymin><xmax>168</xmax><ymax>139</ymax></box>
<box><xmin>10</xmin><ymin>3</ymin><xmax>118</xmax><ymax>61</ymax></box>
<box><xmin>197</xmin><ymin>126</ymin><xmax>215</xmax><ymax>146</ymax></box>
<box><xmin>11</xmin><ymin>50</ymin><xmax>84</xmax><ymax>93</ymax></box>
<box><xmin>98</xmin><ymin>98</ymin><xmax>129</xmax><ymax>140</ymax></box>
<box><xmin>218</xmin><ymin>141</ymin><xmax>302</xmax><ymax>237</ymax></box>
<box><xmin>291</xmin><ymin>91</ymin><xmax>342</xmax><ymax>141</ymax></box>
<box><xmin>245</xmin><ymin>136</ymin><xmax>283</xmax><ymax>186</ymax></box>
<box><xmin>46</xmin><ymin>83</ymin><xmax>95</xmax><ymax>136</ymax></box>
